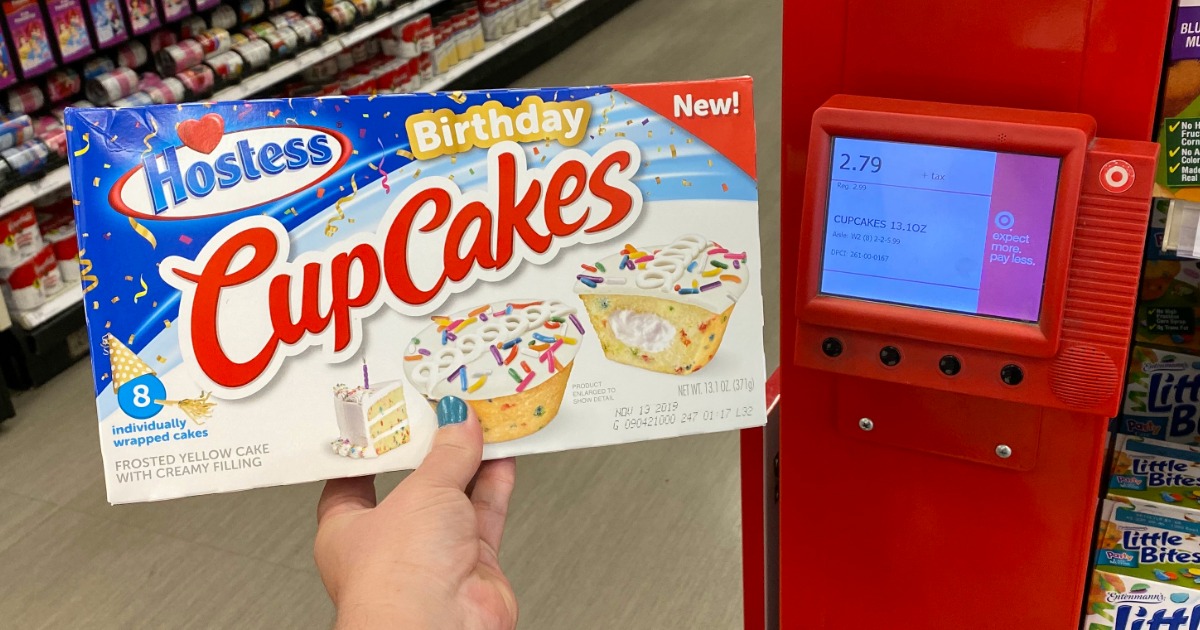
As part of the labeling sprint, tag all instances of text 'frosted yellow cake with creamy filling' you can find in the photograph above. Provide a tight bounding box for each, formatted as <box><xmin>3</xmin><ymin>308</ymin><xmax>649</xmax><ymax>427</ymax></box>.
<box><xmin>574</xmin><ymin>234</ymin><xmax>749</xmax><ymax>375</ymax></box>
<box><xmin>403</xmin><ymin>299</ymin><xmax>584</xmax><ymax>443</ymax></box>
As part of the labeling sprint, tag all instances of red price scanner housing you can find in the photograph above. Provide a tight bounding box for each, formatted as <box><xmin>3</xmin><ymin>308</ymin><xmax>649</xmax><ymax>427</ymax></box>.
<box><xmin>787</xmin><ymin>95</ymin><xmax>1158</xmax><ymax>626</ymax></box>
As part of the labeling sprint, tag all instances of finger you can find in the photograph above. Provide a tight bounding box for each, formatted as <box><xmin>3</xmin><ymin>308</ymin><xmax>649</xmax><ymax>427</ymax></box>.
<box><xmin>471</xmin><ymin>457</ymin><xmax>516</xmax><ymax>554</ymax></box>
<box><xmin>317</xmin><ymin>475</ymin><xmax>377</xmax><ymax>525</ymax></box>
<box><xmin>407</xmin><ymin>396</ymin><xmax>484</xmax><ymax>492</ymax></box>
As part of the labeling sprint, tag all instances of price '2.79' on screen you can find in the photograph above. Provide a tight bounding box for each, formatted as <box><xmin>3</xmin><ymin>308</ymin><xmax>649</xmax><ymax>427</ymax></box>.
<box><xmin>838</xmin><ymin>153</ymin><xmax>882</xmax><ymax>173</ymax></box>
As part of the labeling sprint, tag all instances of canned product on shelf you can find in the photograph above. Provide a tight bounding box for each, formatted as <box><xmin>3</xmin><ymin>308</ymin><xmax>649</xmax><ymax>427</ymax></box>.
<box><xmin>148</xmin><ymin>29</ymin><xmax>179</xmax><ymax>53</ymax></box>
<box><xmin>348</xmin><ymin>0</ymin><xmax>375</xmax><ymax>19</ymax></box>
<box><xmin>286</xmin><ymin>15</ymin><xmax>319</xmax><ymax>45</ymax></box>
<box><xmin>51</xmin><ymin>100</ymin><xmax>92</xmax><ymax>122</ymax></box>
<box><xmin>196</xmin><ymin>27</ymin><xmax>233</xmax><ymax>56</ymax></box>
<box><xmin>326</xmin><ymin>0</ymin><xmax>357</xmax><ymax>31</ymax></box>
<box><xmin>265</xmin><ymin>0</ymin><xmax>287</xmax><ymax>10</ymax></box>
<box><xmin>274</xmin><ymin>25</ymin><xmax>300</xmax><ymax>55</ymax></box>
<box><xmin>244</xmin><ymin>21</ymin><xmax>274</xmax><ymax>38</ymax></box>
<box><xmin>86</xmin><ymin>67</ymin><xmax>139</xmax><ymax>105</ymax></box>
<box><xmin>116</xmin><ymin>41</ymin><xmax>150</xmax><ymax>68</ymax></box>
<box><xmin>176</xmin><ymin>65</ymin><xmax>216</xmax><ymax>98</ymax></box>
<box><xmin>0</xmin><ymin>206</ymin><xmax>42</xmax><ymax>270</ymax></box>
<box><xmin>1</xmin><ymin>140</ymin><xmax>51</xmax><ymax>178</ymax></box>
<box><xmin>238</xmin><ymin>0</ymin><xmax>265</xmax><ymax>21</ymax></box>
<box><xmin>44</xmin><ymin>69</ymin><xmax>82</xmax><ymax>104</ymax></box>
<box><xmin>406</xmin><ymin>56</ymin><xmax>421</xmax><ymax>90</ymax></box>
<box><xmin>144</xmin><ymin>77</ymin><xmax>187</xmax><ymax>103</ymax></box>
<box><xmin>480</xmin><ymin>0</ymin><xmax>500</xmax><ymax>40</ymax></box>
<box><xmin>233</xmin><ymin>38</ymin><xmax>271</xmax><ymax>70</ymax></box>
<box><xmin>110</xmin><ymin>92</ymin><xmax>156</xmax><ymax>108</ymax></box>
<box><xmin>210</xmin><ymin>4</ymin><xmax>237</xmax><ymax>30</ymax></box>
<box><xmin>7</xmin><ymin>85</ymin><xmax>45</xmax><ymax>114</ymax></box>
<box><xmin>204</xmin><ymin>50</ymin><xmax>245</xmax><ymax>85</ymax></box>
<box><xmin>467</xmin><ymin>7</ymin><xmax>485</xmax><ymax>52</ymax></box>
<box><xmin>155</xmin><ymin>39</ymin><xmax>206</xmax><ymax>75</ymax></box>
<box><xmin>454</xmin><ymin>13</ymin><xmax>473</xmax><ymax>61</ymax></box>
<box><xmin>418</xmin><ymin>50</ymin><xmax>432</xmax><ymax>80</ymax></box>
<box><xmin>39</xmin><ymin>125</ymin><xmax>68</xmax><ymax>159</ymax></box>
<box><xmin>302</xmin><ymin>15</ymin><xmax>324</xmax><ymax>40</ymax></box>
<box><xmin>82</xmin><ymin>57</ymin><xmax>116</xmax><ymax>81</ymax></box>
<box><xmin>0</xmin><ymin>115</ymin><xmax>33</xmax><ymax>152</ymax></box>
<box><xmin>417</xmin><ymin>14</ymin><xmax>435</xmax><ymax>51</ymax></box>
<box><xmin>179</xmin><ymin>15</ymin><xmax>206</xmax><ymax>39</ymax></box>
<box><xmin>301</xmin><ymin>57</ymin><xmax>339</xmax><ymax>82</ymax></box>
<box><xmin>257</xmin><ymin>26</ymin><xmax>295</xmax><ymax>58</ymax></box>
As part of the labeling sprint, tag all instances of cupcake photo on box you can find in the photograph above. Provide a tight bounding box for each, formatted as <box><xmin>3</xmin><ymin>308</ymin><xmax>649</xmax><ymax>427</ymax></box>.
<box><xmin>574</xmin><ymin>234</ymin><xmax>749</xmax><ymax>375</ymax></box>
<box><xmin>403</xmin><ymin>299</ymin><xmax>584</xmax><ymax>443</ymax></box>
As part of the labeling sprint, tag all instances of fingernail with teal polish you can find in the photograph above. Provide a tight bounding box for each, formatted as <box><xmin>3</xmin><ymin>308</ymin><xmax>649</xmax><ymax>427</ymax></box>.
<box><xmin>436</xmin><ymin>396</ymin><xmax>468</xmax><ymax>427</ymax></box>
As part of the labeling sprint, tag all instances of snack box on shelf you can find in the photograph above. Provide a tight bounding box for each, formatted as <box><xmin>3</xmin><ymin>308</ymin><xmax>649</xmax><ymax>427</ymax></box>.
<box><xmin>1087</xmin><ymin>496</ymin><xmax>1200</xmax><ymax>629</ymax></box>
<box><xmin>65</xmin><ymin>77</ymin><xmax>767</xmax><ymax>503</ymax></box>
<box><xmin>1109</xmin><ymin>434</ymin><xmax>1200</xmax><ymax>505</ymax></box>
<box><xmin>1122</xmin><ymin>346</ymin><xmax>1200</xmax><ymax>443</ymax></box>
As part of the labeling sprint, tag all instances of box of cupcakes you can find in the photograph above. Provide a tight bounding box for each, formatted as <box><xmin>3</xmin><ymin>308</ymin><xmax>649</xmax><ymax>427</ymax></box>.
<box><xmin>65</xmin><ymin>77</ymin><xmax>767</xmax><ymax>503</ymax></box>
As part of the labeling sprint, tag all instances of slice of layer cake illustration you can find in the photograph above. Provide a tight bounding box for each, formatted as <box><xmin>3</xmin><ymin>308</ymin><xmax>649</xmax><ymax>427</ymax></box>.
<box><xmin>573</xmin><ymin>234</ymin><xmax>749</xmax><ymax>375</ymax></box>
<box><xmin>403</xmin><ymin>299</ymin><xmax>584</xmax><ymax>443</ymax></box>
<box><xmin>331</xmin><ymin>380</ymin><xmax>410</xmax><ymax>458</ymax></box>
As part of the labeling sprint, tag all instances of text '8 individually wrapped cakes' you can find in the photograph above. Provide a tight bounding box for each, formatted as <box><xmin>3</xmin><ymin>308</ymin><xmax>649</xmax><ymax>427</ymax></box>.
<box><xmin>65</xmin><ymin>78</ymin><xmax>767</xmax><ymax>503</ymax></box>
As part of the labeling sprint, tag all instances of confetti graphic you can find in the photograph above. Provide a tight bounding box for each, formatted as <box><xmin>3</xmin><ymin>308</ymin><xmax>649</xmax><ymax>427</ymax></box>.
<box><xmin>128</xmin><ymin>217</ymin><xmax>157</xmax><ymax>249</ymax></box>
<box><xmin>78</xmin><ymin>248</ymin><xmax>99</xmax><ymax>293</ymax></box>
<box><xmin>133</xmin><ymin>275</ymin><xmax>148</xmax><ymax>303</ymax></box>
<box><xmin>73</xmin><ymin>132</ymin><xmax>90</xmax><ymax>157</ymax></box>
<box><xmin>324</xmin><ymin>174</ymin><xmax>359</xmax><ymax>237</ymax></box>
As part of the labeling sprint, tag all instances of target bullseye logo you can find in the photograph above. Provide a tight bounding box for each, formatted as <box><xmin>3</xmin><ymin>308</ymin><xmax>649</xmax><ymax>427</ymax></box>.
<box><xmin>1100</xmin><ymin>159</ymin><xmax>1135</xmax><ymax>193</ymax></box>
<box><xmin>994</xmin><ymin>211</ymin><xmax>1015</xmax><ymax>230</ymax></box>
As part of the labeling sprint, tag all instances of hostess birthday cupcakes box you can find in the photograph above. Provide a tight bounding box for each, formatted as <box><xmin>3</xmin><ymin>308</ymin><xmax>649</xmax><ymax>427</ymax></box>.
<box><xmin>64</xmin><ymin>78</ymin><xmax>767</xmax><ymax>503</ymax></box>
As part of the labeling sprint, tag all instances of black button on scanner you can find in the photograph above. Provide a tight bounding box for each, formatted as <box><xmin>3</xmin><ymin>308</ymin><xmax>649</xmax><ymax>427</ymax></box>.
<box><xmin>821</xmin><ymin>337</ymin><xmax>843</xmax><ymax>357</ymax></box>
<box><xmin>879</xmin><ymin>346</ymin><xmax>901</xmax><ymax>367</ymax></box>
<box><xmin>939</xmin><ymin>355</ymin><xmax>961</xmax><ymax>376</ymax></box>
<box><xmin>1000</xmin><ymin>364</ymin><xmax>1024</xmax><ymax>386</ymax></box>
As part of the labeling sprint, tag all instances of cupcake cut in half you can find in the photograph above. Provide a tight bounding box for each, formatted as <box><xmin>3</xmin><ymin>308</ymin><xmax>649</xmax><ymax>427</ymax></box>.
<box><xmin>574</xmin><ymin>234</ymin><xmax>749</xmax><ymax>375</ymax></box>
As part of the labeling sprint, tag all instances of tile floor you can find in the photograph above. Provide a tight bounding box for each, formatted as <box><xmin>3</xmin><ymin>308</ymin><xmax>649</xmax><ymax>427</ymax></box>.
<box><xmin>0</xmin><ymin>0</ymin><xmax>781</xmax><ymax>626</ymax></box>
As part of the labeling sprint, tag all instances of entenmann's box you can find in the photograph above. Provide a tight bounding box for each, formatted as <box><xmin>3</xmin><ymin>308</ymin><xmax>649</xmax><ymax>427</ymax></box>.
<box><xmin>1088</xmin><ymin>496</ymin><xmax>1200</xmax><ymax>628</ymax></box>
<box><xmin>65</xmin><ymin>78</ymin><xmax>767</xmax><ymax>503</ymax></box>
<box><xmin>1122</xmin><ymin>346</ymin><xmax>1200</xmax><ymax>443</ymax></box>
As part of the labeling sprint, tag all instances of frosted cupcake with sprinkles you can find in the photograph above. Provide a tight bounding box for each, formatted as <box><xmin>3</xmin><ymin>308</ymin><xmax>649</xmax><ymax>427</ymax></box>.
<box><xmin>574</xmin><ymin>234</ymin><xmax>749</xmax><ymax>375</ymax></box>
<box><xmin>403</xmin><ymin>299</ymin><xmax>584</xmax><ymax>443</ymax></box>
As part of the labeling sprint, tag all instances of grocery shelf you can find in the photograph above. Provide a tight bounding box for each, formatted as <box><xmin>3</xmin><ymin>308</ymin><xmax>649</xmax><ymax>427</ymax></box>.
<box><xmin>0</xmin><ymin>168</ymin><xmax>71</xmax><ymax>220</ymax></box>
<box><xmin>0</xmin><ymin>0</ymin><xmax>444</xmax><ymax>219</ymax></box>
<box><xmin>426</xmin><ymin>0</ymin><xmax>588</xmax><ymax>90</ymax></box>
<box><xmin>9</xmin><ymin>284</ymin><xmax>83</xmax><ymax>331</ymax></box>
<box><xmin>212</xmin><ymin>0</ymin><xmax>444</xmax><ymax>101</ymax></box>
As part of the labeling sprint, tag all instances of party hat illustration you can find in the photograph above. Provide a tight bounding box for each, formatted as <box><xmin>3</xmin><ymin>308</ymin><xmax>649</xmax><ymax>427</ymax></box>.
<box><xmin>103</xmin><ymin>333</ymin><xmax>216</xmax><ymax>423</ymax></box>
<box><xmin>104</xmin><ymin>333</ymin><xmax>154</xmax><ymax>391</ymax></box>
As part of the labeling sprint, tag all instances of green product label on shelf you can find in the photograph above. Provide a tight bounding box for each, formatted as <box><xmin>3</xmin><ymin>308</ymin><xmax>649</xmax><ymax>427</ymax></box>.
<box><xmin>1165</xmin><ymin>118</ymin><xmax>1200</xmax><ymax>187</ymax></box>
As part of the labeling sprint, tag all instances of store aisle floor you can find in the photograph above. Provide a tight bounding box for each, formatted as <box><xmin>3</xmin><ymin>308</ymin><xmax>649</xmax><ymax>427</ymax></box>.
<box><xmin>0</xmin><ymin>0</ymin><xmax>780</xmax><ymax>627</ymax></box>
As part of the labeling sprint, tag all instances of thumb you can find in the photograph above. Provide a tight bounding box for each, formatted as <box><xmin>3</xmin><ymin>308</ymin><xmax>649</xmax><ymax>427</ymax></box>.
<box><xmin>407</xmin><ymin>396</ymin><xmax>484</xmax><ymax>492</ymax></box>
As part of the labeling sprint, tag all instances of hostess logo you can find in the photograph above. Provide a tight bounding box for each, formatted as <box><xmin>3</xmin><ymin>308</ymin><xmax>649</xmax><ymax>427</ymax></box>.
<box><xmin>109</xmin><ymin>114</ymin><xmax>350</xmax><ymax>219</ymax></box>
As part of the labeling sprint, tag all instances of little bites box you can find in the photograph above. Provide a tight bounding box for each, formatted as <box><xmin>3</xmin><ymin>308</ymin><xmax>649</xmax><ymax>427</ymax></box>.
<box><xmin>65</xmin><ymin>78</ymin><xmax>766</xmax><ymax>503</ymax></box>
<box><xmin>1088</xmin><ymin>497</ymin><xmax>1200</xmax><ymax>629</ymax></box>
<box><xmin>1109</xmin><ymin>434</ymin><xmax>1200</xmax><ymax>505</ymax></box>
<box><xmin>1122</xmin><ymin>346</ymin><xmax>1200</xmax><ymax>443</ymax></box>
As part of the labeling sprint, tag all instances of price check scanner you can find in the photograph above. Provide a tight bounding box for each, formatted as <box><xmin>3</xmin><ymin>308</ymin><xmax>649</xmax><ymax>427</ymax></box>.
<box><xmin>788</xmin><ymin>95</ymin><xmax>1158</xmax><ymax>627</ymax></box>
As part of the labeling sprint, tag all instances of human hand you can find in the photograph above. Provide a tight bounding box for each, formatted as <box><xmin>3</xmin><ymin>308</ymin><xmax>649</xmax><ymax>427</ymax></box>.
<box><xmin>315</xmin><ymin>396</ymin><xmax>518</xmax><ymax>630</ymax></box>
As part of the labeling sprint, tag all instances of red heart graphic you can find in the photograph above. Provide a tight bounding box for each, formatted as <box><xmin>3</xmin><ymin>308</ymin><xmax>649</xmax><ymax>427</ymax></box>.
<box><xmin>176</xmin><ymin>113</ymin><xmax>225</xmax><ymax>154</ymax></box>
